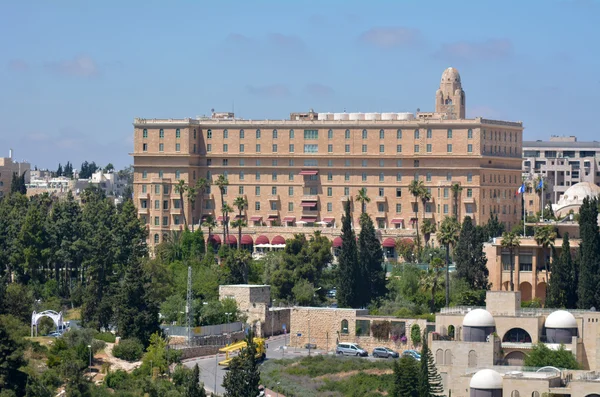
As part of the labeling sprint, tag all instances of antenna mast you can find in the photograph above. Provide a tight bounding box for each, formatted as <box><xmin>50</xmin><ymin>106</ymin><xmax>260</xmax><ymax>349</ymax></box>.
<box><xmin>186</xmin><ymin>266</ymin><xmax>193</xmax><ymax>345</ymax></box>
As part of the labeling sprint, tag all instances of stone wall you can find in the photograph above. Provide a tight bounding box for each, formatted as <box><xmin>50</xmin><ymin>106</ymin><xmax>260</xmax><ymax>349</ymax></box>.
<box><xmin>263</xmin><ymin>308</ymin><xmax>291</xmax><ymax>337</ymax></box>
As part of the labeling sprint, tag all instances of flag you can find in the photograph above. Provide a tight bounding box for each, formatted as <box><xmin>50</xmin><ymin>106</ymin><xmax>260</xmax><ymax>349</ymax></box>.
<box><xmin>516</xmin><ymin>184</ymin><xmax>525</xmax><ymax>195</ymax></box>
<box><xmin>537</xmin><ymin>178</ymin><xmax>544</xmax><ymax>190</ymax></box>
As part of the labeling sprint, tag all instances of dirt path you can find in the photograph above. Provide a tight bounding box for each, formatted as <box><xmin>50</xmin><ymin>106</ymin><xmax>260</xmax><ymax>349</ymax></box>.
<box><xmin>101</xmin><ymin>342</ymin><xmax>142</xmax><ymax>372</ymax></box>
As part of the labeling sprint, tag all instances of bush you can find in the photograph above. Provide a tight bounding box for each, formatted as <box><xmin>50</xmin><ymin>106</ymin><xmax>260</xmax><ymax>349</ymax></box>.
<box><xmin>105</xmin><ymin>369</ymin><xmax>131</xmax><ymax>389</ymax></box>
<box><xmin>410</xmin><ymin>324</ymin><xmax>421</xmax><ymax>346</ymax></box>
<box><xmin>94</xmin><ymin>331</ymin><xmax>116</xmax><ymax>343</ymax></box>
<box><xmin>112</xmin><ymin>338</ymin><xmax>144</xmax><ymax>362</ymax></box>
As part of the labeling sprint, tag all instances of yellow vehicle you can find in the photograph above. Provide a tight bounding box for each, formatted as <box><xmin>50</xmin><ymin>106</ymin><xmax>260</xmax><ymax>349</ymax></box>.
<box><xmin>218</xmin><ymin>337</ymin><xmax>266</xmax><ymax>367</ymax></box>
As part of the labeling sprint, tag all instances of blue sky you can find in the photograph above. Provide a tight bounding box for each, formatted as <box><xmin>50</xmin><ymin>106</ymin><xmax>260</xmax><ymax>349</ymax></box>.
<box><xmin>1</xmin><ymin>0</ymin><xmax>599</xmax><ymax>170</ymax></box>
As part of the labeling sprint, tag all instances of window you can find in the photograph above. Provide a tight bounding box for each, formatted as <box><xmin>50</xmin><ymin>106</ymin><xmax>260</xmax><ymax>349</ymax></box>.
<box><xmin>159</xmin><ymin>143</ymin><xmax>164</xmax><ymax>152</ymax></box>
<box><xmin>289</xmin><ymin>144</ymin><xmax>295</xmax><ymax>152</ymax></box>
<box><xmin>328</xmin><ymin>129</ymin><xmax>333</xmax><ymax>139</ymax></box>
<box><xmin>328</xmin><ymin>144</ymin><xmax>333</xmax><ymax>153</ymax></box>
<box><xmin>467</xmin><ymin>188</ymin><xmax>473</xmax><ymax>198</ymax></box>
<box><xmin>362</xmin><ymin>173</ymin><xmax>367</xmax><ymax>182</ymax></box>
<box><xmin>427</xmin><ymin>129</ymin><xmax>432</xmax><ymax>138</ymax></box>
<box><xmin>379</xmin><ymin>144</ymin><xmax>385</xmax><ymax>153</ymax></box>
<box><xmin>327</xmin><ymin>187</ymin><xmax>332</xmax><ymax>196</ymax></box>
<box><xmin>447</xmin><ymin>129</ymin><xmax>452</xmax><ymax>138</ymax></box>
<box><xmin>271</xmin><ymin>186</ymin><xmax>277</xmax><ymax>195</ymax></box>
<box><xmin>443</xmin><ymin>188</ymin><xmax>449</xmax><ymax>198</ymax></box>
<box><xmin>445</xmin><ymin>144</ymin><xmax>452</xmax><ymax>153</ymax></box>
<box><xmin>379</xmin><ymin>159</ymin><xmax>384</xmax><ymax>167</ymax></box>
<box><xmin>142</xmin><ymin>171</ymin><xmax>148</xmax><ymax>179</ymax></box>
<box><xmin>345</xmin><ymin>144</ymin><xmax>350</xmax><ymax>153</ymax></box>
<box><xmin>443</xmin><ymin>204</ymin><xmax>449</xmax><ymax>214</ymax></box>
<box><xmin>414</xmin><ymin>160</ymin><xmax>419</xmax><ymax>167</ymax></box>
<box><xmin>289</xmin><ymin>172</ymin><xmax>294</xmax><ymax>181</ymax></box>
<box><xmin>193</xmin><ymin>129</ymin><xmax>196</xmax><ymax>139</ymax></box>
<box><xmin>328</xmin><ymin>160</ymin><xmax>333</xmax><ymax>167</ymax></box>
<box><xmin>289</xmin><ymin>159</ymin><xmax>294</xmax><ymax>166</ymax></box>
<box><xmin>175</xmin><ymin>143</ymin><xmax>181</xmax><ymax>152</ymax></box>
<box><xmin>223</xmin><ymin>144</ymin><xmax>228</xmax><ymax>152</ymax></box>
<box><xmin>396</xmin><ymin>173</ymin><xmax>402</xmax><ymax>182</ymax></box>
<box><xmin>426</xmin><ymin>172</ymin><xmax>432</xmax><ymax>182</ymax></box>
<box><xmin>239</xmin><ymin>159</ymin><xmax>245</xmax><ymax>166</ymax></box>
<box><xmin>361</xmin><ymin>160</ymin><xmax>367</xmax><ymax>167</ymax></box>
<box><xmin>377</xmin><ymin>203</ymin><xmax>385</xmax><ymax>212</ymax></box>
<box><xmin>255</xmin><ymin>202</ymin><xmax>260</xmax><ymax>211</ymax></box>
<box><xmin>379</xmin><ymin>129</ymin><xmax>385</xmax><ymax>139</ymax></box>
<box><xmin>159</xmin><ymin>129</ymin><xmax>164</xmax><ymax>138</ymax></box>
<box><xmin>193</xmin><ymin>144</ymin><xmax>196</xmax><ymax>153</ymax></box>
<box><xmin>272</xmin><ymin>159</ymin><xmax>278</xmax><ymax>166</ymax></box>
<box><xmin>154</xmin><ymin>217</ymin><xmax>160</xmax><ymax>226</ymax></box>
<box><xmin>446</xmin><ymin>172</ymin><xmax>451</xmax><ymax>181</ymax></box>
<box><xmin>362</xmin><ymin>129</ymin><xmax>368</xmax><ymax>139</ymax></box>
<box><xmin>239</xmin><ymin>186</ymin><xmax>244</xmax><ymax>194</ymax></box>
<box><xmin>240</xmin><ymin>144</ymin><xmax>245</xmax><ymax>152</ymax></box>
<box><xmin>272</xmin><ymin>144</ymin><xmax>278</xmax><ymax>153</ymax></box>
<box><xmin>162</xmin><ymin>216</ymin><xmax>168</xmax><ymax>226</ymax></box>
<box><xmin>270</xmin><ymin>201</ymin><xmax>277</xmax><ymax>211</ymax></box>
<box><xmin>397</xmin><ymin>129</ymin><xmax>402</xmax><ymax>139</ymax></box>
<box><xmin>256</xmin><ymin>129</ymin><xmax>261</xmax><ymax>138</ymax></box>
<box><xmin>467</xmin><ymin>172</ymin><xmax>473</xmax><ymax>182</ymax></box>
<box><xmin>468</xmin><ymin>144</ymin><xmax>473</xmax><ymax>153</ymax></box>
<box><xmin>396</xmin><ymin>203</ymin><xmax>402</xmax><ymax>213</ymax></box>
<box><xmin>304</xmin><ymin>129</ymin><xmax>318</xmax><ymax>139</ymax></box>
<box><xmin>289</xmin><ymin>129</ymin><xmax>294</xmax><ymax>138</ymax></box>
<box><xmin>273</xmin><ymin>129</ymin><xmax>278</xmax><ymax>139</ymax></box>
<box><xmin>288</xmin><ymin>187</ymin><xmax>294</xmax><ymax>196</ymax></box>
<box><xmin>163</xmin><ymin>184</ymin><xmax>169</xmax><ymax>194</ymax></box>
<box><xmin>256</xmin><ymin>172</ymin><xmax>261</xmax><ymax>181</ymax></box>
<box><xmin>519</xmin><ymin>254</ymin><xmax>533</xmax><ymax>272</ymax></box>
<box><xmin>345</xmin><ymin>129</ymin><xmax>350</xmax><ymax>139</ymax></box>
<box><xmin>426</xmin><ymin>144</ymin><xmax>432</xmax><ymax>153</ymax></box>
<box><xmin>143</xmin><ymin>143</ymin><xmax>148</xmax><ymax>151</ymax></box>
<box><xmin>468</xmin><ymin>129</ymin><xmax>473</xmax><ymax>139</ymax></box>
<box><xmin>288</xmin><ymin>202</ymin><xmax>293</xmax><ymax>211</ymax></box>
<box><xmin>142</xmin><ymin>129</ymin><xmax>148</xmax><ymax>138</ymax></box>
<box><xmin>240</xmin><ymin>129</ymin><xmax>244</xmax><ymax>138</ymax></box>
<box><xmin>414</xmin><ymin>129</ymin><xmax>420</xmax><ymax>139</ymax></box>
<box><xmin>154</xmin><ymin>200</ymin><xmax>160</xmax><ymax>209</ymax></box>
<box><xmin>223</xmin><ymin>129</ymin><xmax>229</xmax><ymax>138</ymax></box>
<box><xmin>304</xmin><ymin>159</ymin><xmax>318</xmax><ymax>166</ymax></box>
<box><xmin>304</xmin><ymin>144</ymin><xmax>318</xmax><ymax>153</ymax></box>
<box><xmin>256</xmin><ymin>144</ymin><xmax>261</xmax><ymax>152</ymax></box>
<box><xmin>344</xmin><ymin>187</ymin><xmax>350</xmax><ymax>195</ymax></box>
<box><xmin>255</xmin><ymin>186</ymin><xmax>261</xmax><ymax>195</ymax></box>
<box><xmin>173</xmin><ymin>199</ymin><xmax>181</xmax><ymax>209</ymax></box>
<box><xmin>379</xmin><ymin>173</ymin><xmax>384</xmax><ymax>182</ymax></box>
<box><xmin>362</xmin><ymin>144</ymin><xmax>367</xmax><ymax>153</ymax></box>
<box><xmin>207</xmin><ymin>144</ymin><xmax>212</xmax><ymax>152</ymax></box>
<box><xmin>345</xmin><ymin>172</ymin><xmax>350</xmax><ymax>181</ymax></box>
<box><xmin>272</xmin><ymin>172</ymin><xmax>278</xmax><ymax>181</ymax></box>
<box><xmin>327</xmin><ymin>202</ymin><xmax>333</xmax><ymax>212</ymax></box>
<box><xmin>414</xmin><ymin>145</ymin><xmax>420</xmax><ymax>153</ymax></box>
<box><xmin>207</xmin><ymin>129</ymin><xmax>212</xmax><ymax>139</ymax></box>
<box><xmin>328</xmin><ymin>172</ymin><xmax>333</xmax><ymax>181</ymax></box>
<box><xmin>397</xmin><ymin>159</ymin><xmax>403</xmax><ymax>167</ymax></box>
<box><xmin>142</xmin><ymin>184</ymin><xmax>147</xmax><ymax>194</ymax></box>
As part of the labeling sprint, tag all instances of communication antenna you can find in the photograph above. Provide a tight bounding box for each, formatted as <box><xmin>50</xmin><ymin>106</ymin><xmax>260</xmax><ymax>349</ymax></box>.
<box><xmin>186</xmin><ymin>266</ymin><xmax>193</xmax><ymax>345</ymax></box>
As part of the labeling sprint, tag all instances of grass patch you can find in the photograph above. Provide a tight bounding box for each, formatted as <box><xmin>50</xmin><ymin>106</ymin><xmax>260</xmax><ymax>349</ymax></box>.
<box><xmin>261</xmin><ymin>355</ymin><xmax>396</xmax><ymax>397</ymax></box>
<box><xmin>63</xmin><ymin>308</ymin><xmax>81</xmax><ymax>321</ymax></box>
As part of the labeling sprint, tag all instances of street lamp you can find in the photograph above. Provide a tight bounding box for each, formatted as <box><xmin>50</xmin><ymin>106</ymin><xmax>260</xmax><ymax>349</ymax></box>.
<box><xmin>276</xmin><ymin>381</ymin><xmax>281</xmax><ymax>397</ymax></box>
<box><xmin>271</xmin><ymin>300</ymin><xmax>276</xmax><ymax>338</ymax></box>
<box><xmin>165</xmin><ymin>328</ymin><xmax>170</xmax><ymax>377</ymax></box>
<box><xmin>87</xmin><ymin>344</ymin><xmax>92</xmax><ymax>374</ymax></box>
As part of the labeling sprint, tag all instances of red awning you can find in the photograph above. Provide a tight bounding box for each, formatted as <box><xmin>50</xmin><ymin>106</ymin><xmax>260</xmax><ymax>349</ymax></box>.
<box><xmin>208</xmin><ymin>235</ymin><xmax>221</xmax><ymax>244</ymax></box>
<box><xmin>250</xmin><ymin>216</ymin><xmax>262</xmax><ymax>222</ymax></box>
<box><xmin>267</xmin><ymin>214</ymin><xmax>279</xmax><ymax>220</ymax></box>
<box><xmin>299</xmin><ymin>170</ymin><xmax>319</xmax><ymax>176</ymax></box>
<box><xmin>322</xmin><ymin>217</ymin><xmax>335</xmax><ymax>223</ymax></box>
<box><xmin>382</xmin><ymin>238</ymin><xmax>396</xmax><ymax>248</ymax></box>
<box><xmin>390</xmin><ymin>218</ymin><xmax>404</xmax><ymax>225</ymax></box>
<box><xmin>282</xmin><ymin>216</ymin><xmax>296</xmax><ymax>222</ymax></box>
<box><xmin>234</xmin><ymin>214</ymin><xmax>245</xmax><ymax>220</ymax></box>
<box><xmin>256</xmin><ymin>235</ymin><xmax>269</xmax><ymax>245</ymax></box>
<box><xmin>272</xmin><ymin>235</ymin><xmax>285</xmax><ymax>245</ymax></box>
<box><xmin>332</xmin><ymin>237</ymin><xmax>342</xmax><ymax>248</ymax></box>
<box><xmin>217</xmin><ymin>216</ymin><xmax>229</xmax><ymax>222</ymax></box>
<box><xmin>241</xmin><ymin>235</ymin><xmax>253</xmax><ymax>245</ymax></box>
<box><xmin>225</xmin><ymin>235</ymin><xmax>237</xmax><ymax>245</ymax></box>
<box><xmin>300</xmin><ymin>202</ymin><xmax>317</xmax><ymax>207</ymax></box>
<box><xmin>300</xmin><ymin>217</ymin><xmax>317</xmax><ymax>222</ymax></box>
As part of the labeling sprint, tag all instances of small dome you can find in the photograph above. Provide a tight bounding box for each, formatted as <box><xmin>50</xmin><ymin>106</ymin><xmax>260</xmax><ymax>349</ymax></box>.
<box><xmin>557</xmin><ymin>182</ymin><xmax>600</xmax><ymax>206</ymax></box>
<box><xmin>545</xmin><ymin>310</ymin><xmax>577</xmax><ymax>329</ymax></box>
<box><xmin>441</xmin><ymin>67</ymin><xmax>461</xmax><ymax>83</ymax></box>
<box><xmin>463</xmin><ymin>309</ymin><xmax>495</xmax><ymax>327</ymax></box>
<box><xmin>470</xmin><ymin>369</ymin><xmax>503</xmax><ymax>390</ymax></box>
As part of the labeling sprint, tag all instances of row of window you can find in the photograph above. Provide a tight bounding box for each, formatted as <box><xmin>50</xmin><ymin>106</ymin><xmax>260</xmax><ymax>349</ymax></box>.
<box><xmin>142</xmin><ymin>128</ymin><xmax>182</xmax><ymax>139</ymax></box>
<box><xmin>206</xmin><ymin>143</ymin><xmax>473</xmax><ymax>154</ymax></box>
<box><xmin>206</xmin><ymin>128</ymin><xmax>475</xmax><ymax>140</ymax></box>
<box><xmin>483</xmin><ymin>130</ymin><xmax>519</xmax><ymax>143</ymax></box>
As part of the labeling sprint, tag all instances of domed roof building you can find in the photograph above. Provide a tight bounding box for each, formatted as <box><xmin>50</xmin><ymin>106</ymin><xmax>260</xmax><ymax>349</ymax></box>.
<box><xmin>436</xmin><ymin>67</ymin><xmax>466</xmax><ymax>119</ymax></box>
<box><xmin>469</xmin><ymin>369</ymin><xmax>503</xmax><ymax>396</ymax></box>
<box><xmin>553</xmin><ymin>181</ymin><xmax>600</xmax><ymax>217</ymax></box>
<box><xmin>545</xmin><ymin>310</ymin><xmax>578</xmax><ymax>343</ymax></box>
<box><xmin>462</xmin><ymin>309</ymin><xmax>496</xmax><ymax>342</ymax></box>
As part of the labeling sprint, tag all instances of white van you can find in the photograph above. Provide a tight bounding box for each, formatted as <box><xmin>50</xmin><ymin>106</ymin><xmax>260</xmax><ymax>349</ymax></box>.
<box><xmin>335</xmin><ymin>343</ymin><xmax>368</xmax><ymax>357</ymax></box>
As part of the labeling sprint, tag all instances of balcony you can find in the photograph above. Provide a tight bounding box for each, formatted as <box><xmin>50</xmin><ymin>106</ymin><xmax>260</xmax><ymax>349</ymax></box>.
<box><xmin>375</xmin><ymin>196</ymin><xmax>387</xmax><ymax>202</ymax></box>
<box><xmin>302</xmin><ymin>195</ymin><xmax>318</xmax><ymax>201</ymax></box>
<box><xmin>339</xmin><ymin>196</ymin><xmax>351</xmax><ymax>201</ymax></box>
<box><xmin>463</xmin><ymin>197</ymin><xmax>475</xmax><ymax>204</ymax></box>
<box><xmin>138</xmin><ymin>207</ymin><xmax>149</xmax><ymax>215</ymax></box>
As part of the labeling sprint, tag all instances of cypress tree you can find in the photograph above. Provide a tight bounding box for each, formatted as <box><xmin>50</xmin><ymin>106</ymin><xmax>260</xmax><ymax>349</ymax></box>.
<box><xmin>418</xmin><ymin>331</ymin><xmax>444</xmax><ymax>397</ymax></box>
<box><xmin>222</xmin><ymin>331</ymin><xmax>261</xmax><ymax>397</ymax></box>
<box><xmin>546</xmin><ymin>232</ymin><xmax>575</xmax><ymax>308</ymax></box>
<box><xmin>337</xmin><ymin>199</ymin><xmax>359</xmax><ymax>308</ymax></box>
<box><xmin>454</xmin><ymin>216</ymin><xmax>489</xmax><ymax>290</ymax></box>
<box><xmin>577</xmin><ymin>197</ymin><xmax>600</xmax><ymax>309</ymax></box>
<box><xmin>393</xmin><ymin>355</ymin><xmax>419</xmax><ymax>397</ymax></box>
<box><xmin>358</xmin><ymin>212</ymin><xmax>386</xmax><ymax>307</ymax></box>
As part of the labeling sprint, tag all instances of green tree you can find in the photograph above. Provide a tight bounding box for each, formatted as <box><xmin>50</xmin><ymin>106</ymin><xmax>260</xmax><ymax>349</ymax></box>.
<box><xmin>358</xmin><ymin>213</ymin><xmax>386</xmax><ymax>307</ymax></box>
<box><xmin>185</xmin><ymin>183</ymin><xmax>198</xmax><ymax>231</ymax></box>
<box><xmin>232</xmin><ymin>196</ymin><xmax>248</xmax><ymax>250</ymax></box>
<box><xmin>392</xmin><ymin>355</ymin><xmax>419</xmax><ymax>397</ymax></box>
<box><xmin>524</xmin><ymin>343</ymin><xmax>579</xmax><ymax>369</ymax></box>
<box><xmin>534</xmin><ymin>226</ymin><xmax>557</xmax><ymax>281</ymax></box>
<box><xmin>577</xmin><ymin>196</ymin><xmax>600</xmax><ymax>309</ymax></box>
<box><xmin>176</xmin><ymin>180</ymin><xmax>188</xmax><ymax>230</ymax></box>
<box><xmin>180</xmin><ymin>228</ymin><xmax>206</xmax><ymax>261</ymax></box>
<box><xmin>184</xmin><ymin>364</ymin><xmax>206</xmax><ymax>397</ymax></box>
<box><xmin>451</xmin><ymin>183</ymin><xmax>463</xmax><ymax>221</ymax></box>
<box><xmin>437</xmin><ymin>216</ymin><xmax>460</xmax><ymax>307</ymax></box>
<box><xmin>142</xmin><ymin>333</ymin><xmax>169</xmax><ymax>375</ymax></box>
<box><xmin>546</xmin><ymin>232</ymin><xmax>576</xmax><ymax>308</ymax></box>
<box><xmin>214</xmin><ymin>175</ymin><xmax>229</xmax><ymax>244</ymax></box>
<box><xmin>421</xmin><ymin>219</ymin><xmax>436</xmax><ymax>247</ymax></box>
<box><xmin>223</xmin><ymin>249</ymin><xmax>251</xmax><ymax>284</ymax></box>
<box><xmin>418</xmin><ymin>331</ymin><xmax>444</xmax><ymax>397</ymax></box>
<box><xmin>500</xmin><ymin>231</ymin><xmax>520</xmax><ymax>292</ymax></box>
<box><xmin>408</xmin><ymin>180</ymin><xmax>426</xmax><ymax>254</ymax></box>
<box><xmin>454</xmin><ymin>216</ymin><xmax>489</xmax><ymax>290</ymax></box>
<box><xmin>195</xmin><ymin>178</ymin><xmax>211</xmax><ymax>228</ymax></box>
<box><xmin>222</xmin><ymin>331</ymin><xmax>261</xmax><ymax>397</ymax></box>
<box><xmin>484</xmin><ymin>213</ymin><xmax>505</xmax><ymax>239</ymax></box>
<box><xmin>355</xmin><ymin>187</ymin><xmax>371</xmax><ymax>214</ymax></box>
<box><xmin>202</xmin><ymin>215</ymin><xmax>217</xmax><ymax>252</ymax></box>
<box><xmin>0</xmin><ymin>322</ymin><xmax>28</xmax><ymax>395</ymax></box>
<box><xmin>420</xmin><ymin>257</ymin><xmax>444</xmax><ymax>313</ymax></box>
<box><xmin>337</xmin><ymin>200</ymin><xmax>359</xmax><ymax>308</ymax></box>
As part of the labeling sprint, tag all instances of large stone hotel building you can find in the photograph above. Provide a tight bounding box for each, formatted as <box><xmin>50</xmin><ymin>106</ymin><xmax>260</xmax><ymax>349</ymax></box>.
<box><xmin>132</xmin><ymin>68</ymin><xmax>524</xmax><ymax>249</ymax></box>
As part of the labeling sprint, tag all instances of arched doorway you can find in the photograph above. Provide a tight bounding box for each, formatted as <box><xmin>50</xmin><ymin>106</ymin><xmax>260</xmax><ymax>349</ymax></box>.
<box><xmin>536</xmin><ymin>282</ymin><xmax>546</xmax><ymax>302</ymax></box>
<box><xmin>31</xmin><ymin>310</ymin><xmax>64</xmax><ymax>337</ymax></box>
<box><xmin>520</xmin><ymin>282</ymin><xmax>532</xmax><ymax>301</ymax></box>
<box><xmin>504</xmin><ymin>351</ymin><xmax>526</xmax><ymax>366</ymax></box>
<box><xmin>448</xmin><ymin>325</ymin><xmax>455</xmax><ymax>339</ymax></box>
<box><xmin>502</xmin><ymin>328</ymin><xmax>532</xmax><ymax>344</ymax></box>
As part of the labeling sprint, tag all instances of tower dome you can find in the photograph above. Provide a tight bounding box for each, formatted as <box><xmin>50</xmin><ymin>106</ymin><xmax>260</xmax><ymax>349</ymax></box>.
<box><xmin>470</xmin><ymin>369</ymin><xmax>503</xmax><ymax>390</ymax></box>
<box><xmin>545</xmin><ymin>310</ymin><xmax>577</xmax><ymax>329</ymax></box>
<box><xmin>441</xmin><ymin>67</ymin><xmax>461</xmax><ymax>83</ymax></box>
<box><xmin>463</xmin><ymin>309</ymin><xmax>496</xmax><ymax>327</ymax></box>
<box><xmin>435</xmin><ymin>67</ymin><xmax>465</xmax><ymax>119</ymax></box>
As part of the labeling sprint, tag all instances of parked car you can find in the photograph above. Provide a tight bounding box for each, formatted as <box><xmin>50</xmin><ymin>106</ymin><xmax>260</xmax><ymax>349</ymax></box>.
<box><xmin>336</xmin><ymin>343</ymin><xmax>368</xmax><ymax>357</ymax></box>
<box><xmin>372</xmin><ymin>347</ymin><xmax>399</xmax><ymax>358</ymax></box>
<box><xmin>48</xmin><ymin>332</ymin><xmax>62</xmax><ymax>338</ymax></box>
<box><xmin>402</xmin><ymin>349</ymin><xmax>421</xmax><ymax>361</ymax></box>
<box><xmin>304</xmin><ymin>343</ymin><xmax>317</xmax><ymax>350</ymax></box>
<box><xmin>327</xmin><ymin>288</ymin><xmax>337</xmax><ymax>298</ymax></box>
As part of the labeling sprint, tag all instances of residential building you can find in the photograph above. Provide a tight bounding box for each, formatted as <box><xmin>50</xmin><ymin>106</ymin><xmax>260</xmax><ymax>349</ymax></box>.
<box><xmin>132</xmin><ymin>67</ymin><xmax>524</xmax><ymax>248</ymax></box>
<box><xmin>0</xmin><ymin>149</ymin><xmax>30</xmax><ymax>198</ymax></box>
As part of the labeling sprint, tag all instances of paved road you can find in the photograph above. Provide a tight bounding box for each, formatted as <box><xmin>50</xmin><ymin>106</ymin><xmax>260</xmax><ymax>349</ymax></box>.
<box><xmin>183</xmin><ymin>335</ymin><xmax>329</xmax><ymax>395</ymax></box>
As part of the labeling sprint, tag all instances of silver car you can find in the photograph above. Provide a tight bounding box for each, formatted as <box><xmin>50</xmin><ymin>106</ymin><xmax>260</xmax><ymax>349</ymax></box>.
<box><xmin>336</xmin><ymin>343</ymin><xmax>368</xmax><ymax>357</ymax></box>
<box><xmin>372</xmin><ymin>347</ymin><xmax>399</xmax><ymax>358</ymax></box>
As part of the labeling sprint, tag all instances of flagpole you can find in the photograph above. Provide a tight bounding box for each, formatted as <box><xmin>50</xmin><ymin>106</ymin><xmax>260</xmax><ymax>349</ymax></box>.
<box><xmin>540</xmin><ymin>176</ymin><xmax>544</xmax><ymax>223</ymax></box>
<box><xmin>523</xmin><ymin>186</ymin><xmax>526</xmax><ymax>237</ymax></box>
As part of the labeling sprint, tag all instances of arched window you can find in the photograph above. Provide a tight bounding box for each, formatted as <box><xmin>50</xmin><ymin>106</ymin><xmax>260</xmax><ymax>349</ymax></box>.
<box><xmin>362</xmin><ymin>129</ymin><xmax>368</xmax><ymax>139</ymax></box>
<box><xmin>272</xmin><ymin>129</ymin><xmax>278</xmax><ymax>139</ymax></box>
<box><xmin>511</xmin><ymin>391</ymin><xmax>520</xmax><ymax>397</ymax></box>
<box><xmin>345</xmin><ymin>129</ymin><xmax>350</xmax><ymax>139</ymax></box>
<box><xmin>154</xmin><ymin>234</ymin><xmax>159</xmax><ymax>244</ymax></box>
<box><xmin>531</xmin><ymin>391</ymin><xmax>540</xmax><ymax>397</ymax></box>
<box><xmin>341</xmin><ymin>319</ymin><xmax>349</xmax><ymax>334</ymax></box>
<box><xmin>397</xmin><ymin>129</ymin><xmax>402</xmax><ymax>139</ymax></box>
<box><xmin>468</xmin><ymin>350</ymin><xmax>477</xmax><ymax>367</ymax></box>
<box><xmin>502</xmin><ymin>328</ymin><xmax>532</xmax><ymax>343</ymax></box>
<box><xmin>436</xmin><ymin>349</ymin><xmax>444</xmax><ymax>364</ymax></box>
<box><xmin>444</xmin><ymin>349</ymin><xmax>452</xmax><ymax>365</ymax></box>
<box><xmin>256</xmin><ymin>129</ymin><xmax>261</xmax><ymax>138</ymax></box>
<box><xmin>447</xmin><ymin>325</ymin><xmax>455</xmax><ymax>339</ymax></box>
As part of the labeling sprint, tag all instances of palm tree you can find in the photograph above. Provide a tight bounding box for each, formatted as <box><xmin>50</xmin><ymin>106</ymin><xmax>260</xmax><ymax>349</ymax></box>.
<box><xmin>215</xmin><ymin>175</ymin><xmax>229</xmax><ymax>243</ymax></box>
<box><xmin>355</xmin><ymin>187</ymin><xmax>371</xmax><ymax>214</ymax></box>
<box><xmin>451</xmin><ymin>183</ymin><xmax>463</xmax><ymax>221</ymax></box>
<box><xmin>421</xmin><ymin>219</ymin><xmax>437</xmax><ymax>247</ymax></box>
<box><xmin>408</xmin><ymin>180</ymin><xmax>425</xmax><ymax>249</ymax></box>
<box><xmin>196</xmin><ymin>177</ymin><xmax>211</xmax><ymax>223</ymax></box>
<box><xmin>534</xmin><ymin>226</ymin><xmax>557</xmax><ymax>281</ymax></box>
<box><xmin>420</xmin><ymin>257</ymin><xmax>444</xmax><ymax>312</ymax></box>
<box><xmin>233</xmin><ymin>196</ymin><xmax>249</xmax><ymax>250</ymax></box>
<box><xmin>176</xmin><ymin>179</ymin><xmax>188</xmax><ymax>229</ymax></box>
<box><xmin>202</xmin><ymin>215</ymin><xmax>217</xmax><ymax>249</ymax></box>
<box><xmin>420</xmin><ymin>188</ymin><xmax>432</xmax><ymax>224</ymax></box>
<box><xmin>222</xmin><ymin>203</ymin><xmax>234</xmax><ymax>245</ymax></box>
<box><xmin>500</xmin><ymin>231</ymin><xmax>520</xmax><ymax>291</ymax></box>
<box><xmin>438</xmin><ymin>216</ymin><xmax>460</xmax><ymax>307</ymax></box>
<box><xmin>185</xmin><ymin>184</ymin><xmax>197</xmax><ymax>231</ymax></box>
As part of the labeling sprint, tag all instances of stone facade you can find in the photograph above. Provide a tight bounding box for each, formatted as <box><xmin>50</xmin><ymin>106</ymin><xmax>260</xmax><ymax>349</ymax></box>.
<box><xmin>0</xmin><ymin>152</ymin><xmax>30</xmax><ymax>198</ymax></box>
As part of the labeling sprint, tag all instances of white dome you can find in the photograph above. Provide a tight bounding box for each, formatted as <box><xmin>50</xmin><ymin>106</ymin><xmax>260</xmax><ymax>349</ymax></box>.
<box><xmin>557</xmin><ymin>182</ymin><xmax>600</xmax><ymax>207</ymax></box>
<box><xmin>545</xmin><ymin>310</ymin><xmax>577</xmax><ymax>329</ymax></box>
<box><xmin>463</xmin><ymin>309</ymin><xmax>496</xmax><ymax>327</ymax></box>
<box><xmin>470</xmin><ymin>369</ymin><xmax>503</xmax><ymax>390</ymax></box>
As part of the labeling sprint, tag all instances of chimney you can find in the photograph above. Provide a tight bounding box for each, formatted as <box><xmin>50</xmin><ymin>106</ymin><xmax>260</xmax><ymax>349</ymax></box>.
<box><xmin>9</xmin><ymin>148</ymin><xmax>13</xmax><ymax>159</ymax></box>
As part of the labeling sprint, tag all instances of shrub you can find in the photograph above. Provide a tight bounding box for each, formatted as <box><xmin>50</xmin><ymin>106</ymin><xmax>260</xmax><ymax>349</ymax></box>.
<box><xmin>112</xmin><ymin>338</ymin><xmax>144</xmax><ymax>362</ymax></box>
<box><xmin>94</xmin><ymin>331</ymin><xmax>116</xmax><ymax>343</ymax></box>
<box><xmin>105</xmin><ymin>369</ymin><xmax>131</xmax><ymax>389</ymax></box>
<box><xmin>371</xmin><ymin>321</ymin><xmax>391</xmax><ymax>341</ymax></box>
<box><xmin>521</xmin><ymin>298</ymin><xmax>542</xmax><ymax>308</ymax></box>
<box><xmin>410</xmin><ymin>324</ymin><xmax>421</xmax><ymax>346</ymax></box>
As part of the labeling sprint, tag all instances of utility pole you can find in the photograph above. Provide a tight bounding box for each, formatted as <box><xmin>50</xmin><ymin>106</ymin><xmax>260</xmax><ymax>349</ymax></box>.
<box><xmin>214</xmin><ymin>353</ymin><xmax>218</xmax><ymax>393</ymax></box>
<box><xmin>186</xmin><ymin>266</ymin><xmax>193</xmax><ymax>346</ymax></box>
<box><xmin>308</xmin><ymin>317</ymin><xmax>311</xmax><ymax>356</ymax></box>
